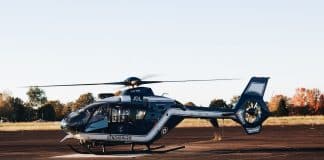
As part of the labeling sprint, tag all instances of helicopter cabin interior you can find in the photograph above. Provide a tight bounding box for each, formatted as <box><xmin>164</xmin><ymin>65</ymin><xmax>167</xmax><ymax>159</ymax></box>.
<box><xmin>84</xmin><ymin>103</ymin><xmax>156</xmax><ymax>135</ymax></box>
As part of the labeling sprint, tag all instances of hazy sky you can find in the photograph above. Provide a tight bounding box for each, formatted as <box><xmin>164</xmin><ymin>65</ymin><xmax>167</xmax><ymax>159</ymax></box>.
<box><xmin>0</xmin><ymin>0</ymin><xmax>323</xmax><ymax>106</ymax></box>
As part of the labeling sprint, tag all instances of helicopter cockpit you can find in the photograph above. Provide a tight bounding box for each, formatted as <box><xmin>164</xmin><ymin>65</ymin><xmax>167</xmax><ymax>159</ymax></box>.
<box><xmin>60</xmin><ymin>103</ymin><xmax>101</xmax><ymax>133</ymax></box>
<box><xmin>61</xmin><ymin>101</ymin><xmax>152</xmax><ymax>135</ymax></box>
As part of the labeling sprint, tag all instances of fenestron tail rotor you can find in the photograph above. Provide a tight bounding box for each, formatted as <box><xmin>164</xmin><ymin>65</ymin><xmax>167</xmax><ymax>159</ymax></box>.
<box><xmin>24</xmin><ymin>77</ymin><xmax>239</xmax><ymax>88</ymax></box>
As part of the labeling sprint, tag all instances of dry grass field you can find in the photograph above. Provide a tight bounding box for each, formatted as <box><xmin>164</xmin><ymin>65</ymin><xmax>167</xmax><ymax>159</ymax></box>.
<box><xmin>177</xmin><ymin>116</ymin><xmax>324</xmax><ymax>127</ymax></box>
<box><xmin>1</xmin><ymin>116</ymin><xmax>324</xmax><ymax>131</ymax></box>
<box><xmin>0</xmin><ymin>122</ymin><xmax>61</xmax><ymax>131</ymax></box>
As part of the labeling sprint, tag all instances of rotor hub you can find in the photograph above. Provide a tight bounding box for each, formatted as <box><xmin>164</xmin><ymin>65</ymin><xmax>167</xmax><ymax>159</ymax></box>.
<box><xmin>124</xmin><ymin>77</ymin><xmax>142</xmax><ymax>87</ymax></box>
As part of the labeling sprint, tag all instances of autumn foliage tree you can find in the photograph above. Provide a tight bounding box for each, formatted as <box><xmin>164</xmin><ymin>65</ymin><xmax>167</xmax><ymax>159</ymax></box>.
<box><xmin>62</xmin><ymin>102</ymin><xmax>73</xmax><ymax>117</ymax></box>
<box><xmin>71</xmin><ymin>93</ymin><xmax>95</xmax><ymax>111</ymax></box>
<box><xmin>289</xmin><ymin>88</ymin><xmax>322</xmax><ymax>115</ymax></box>
<box><xmin>316</xmin><ymin>94</ymin><xmax>324</xmax><ymax>115</ymax></box>
<box><xmin>0</xmin><ymin>93</ymin><xmax>12</xmax><ymax>121</ymax></box>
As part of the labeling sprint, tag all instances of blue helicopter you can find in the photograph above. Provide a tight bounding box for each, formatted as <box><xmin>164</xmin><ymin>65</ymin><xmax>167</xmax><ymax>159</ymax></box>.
<box><xmin>35</xmin><ymin>76</ymin><xmax>270</xmax><ymax>154</ymax></box>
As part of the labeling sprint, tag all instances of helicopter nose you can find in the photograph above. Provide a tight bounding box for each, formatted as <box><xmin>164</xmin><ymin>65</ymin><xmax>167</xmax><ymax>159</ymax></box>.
<box><xmin>60</xmin><ymin>118</ymin><xmax>75</xmax><ymax>133</ymax></box>
<box><xmin>60</xmin><ymin>118</ymin><xmax>68</xmax><ymax>130</ymax></box>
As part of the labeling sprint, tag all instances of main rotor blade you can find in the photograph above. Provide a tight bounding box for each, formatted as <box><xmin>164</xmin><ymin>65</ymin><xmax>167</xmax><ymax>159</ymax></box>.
<box><xmin>141</xmin><ymin>78</ymin><xmax>239</xmax><ymax>84</ymax></box>
<box><xmin>24</xmin><ymin>82</ymin><xmax>125</xmax><ymax>88</ymax></box>
<box><xmin>23</xmin><ymin>78</ymin><xmax>239</xmax><ymax>88</ymax></box>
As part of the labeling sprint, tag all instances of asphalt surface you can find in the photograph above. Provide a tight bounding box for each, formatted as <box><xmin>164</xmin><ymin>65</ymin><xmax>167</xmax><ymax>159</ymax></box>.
<box><xmin>1</xmin><ymin>125</ymin><xmax>324</xmax><ymax>160</ymax></box>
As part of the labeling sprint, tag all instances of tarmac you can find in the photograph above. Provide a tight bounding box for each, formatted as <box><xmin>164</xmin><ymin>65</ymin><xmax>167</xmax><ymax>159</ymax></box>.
<box><xmin>0</xmin><ymin>125</ymin><xmax>324</xmax><ymax>160</ymax></box>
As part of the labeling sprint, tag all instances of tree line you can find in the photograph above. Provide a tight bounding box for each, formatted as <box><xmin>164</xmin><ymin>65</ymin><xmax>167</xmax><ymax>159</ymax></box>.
<box><xmin>268</xmin><ymin>88</ymin><xmax>324</xmax><ymax>116</ymax></box>
<box><xmin>0</xmin><ymin>87</ymin><xmax>94</xmax><ymax>122</ymax></box>
<box><xmin>187</xmin><ymin>88</ymin><xmax>324</xmax><ymax>117</ymax></box>
<box><xmin>1</xmin><ymin>87</ymin><xmax>324</xmax><ymax>122</ymax></box>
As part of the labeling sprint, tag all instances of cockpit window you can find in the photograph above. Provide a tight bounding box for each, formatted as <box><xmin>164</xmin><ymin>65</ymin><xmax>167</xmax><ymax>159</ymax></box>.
<box><xmin>68</xmin><ymin>112</ymin><xmax>79</xmax><ymax>119</ymax></box>
<box><xmin>67</xmin><ymin>109</ymin><xmax>91</xmax><ymax>126</ymax></box>
<box><xmin>81</xmin><ymin>110</ymin><xmax>91</xmax><ymax>123</ymax></box>
<box><xmin>89</xmin><ymin>105</ymin><xmax>107</xmax><ymax>124</ymax></box>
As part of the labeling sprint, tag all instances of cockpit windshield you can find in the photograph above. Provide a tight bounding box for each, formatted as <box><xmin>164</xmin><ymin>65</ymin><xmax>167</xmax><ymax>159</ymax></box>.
<box><xmin>66</xmin><ymin>109</ymin><xmax>91</xmax><ymax>127</ymax></box>
<box><xmin>88</xmin><ymin>105</ymin><xmax>108</xmax><ymax>124</ymax></box>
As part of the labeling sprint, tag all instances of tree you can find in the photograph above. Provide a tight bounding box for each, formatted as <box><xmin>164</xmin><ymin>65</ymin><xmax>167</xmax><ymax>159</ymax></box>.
<box><xmin>23</xmin><ymin>106</ymin><xmax>37</xmax><ymax>121</ymax></box>
<box><xmin>47</xmin><ymin>100</ymin><xmax>64</xmax><ymax>120</ymax></box>
<box><xmin>0</xmin><ymin>93</ymin><xmax>13</xmax><ymax>121</ymax></box>
<box><xmin>72</xmin><ymin>93</ymin><xmax>95</xmax><ymax>111</ymax></box>
<box><xmin>38</xmin><ymin>103</ymin><xmax>56</xmax><ymax>121</ymax></box>
<box><xmin>114</xmin><ymin>90</ymin><xmax>122</xmax><ymax>96</ymax></box>
<box><xmin>269</xmin><ymin>95</ymin><xmax>286</xmax><ymax>112</ymax></box>
<box><xmin>318</xmin><ymin>94</ymin><xmax>324</xmax><ymax>115</ymax></box>
<box><xmin>277</xmin><ymin>99</ymin><xmax>289</xmax><ymax>116</ymax></box>
<box><xmin>208</xmin><ymin>98</ymin><xmax>228</xmax><ymax>128</ymax></box>
<box><xmin>62</xmin><ymin>102</ymin><xmax>73</xmax><ymax>117</ymax></box>
<box><xmin>230</xmin><ymin>96</ymin><xmax>240</xmax><ymax>106</ymax></box>
<box><xmin>209</xmin><ymin>99</ymin><xmax>228</xmax><ymax>109</ymax></box>
<box><xmin>290</xmin><ymin>88</ymin><xmax>307</xmax><ymax>107</ymax></box>
<box><xmin>0</xmin><ymin>93</ymin><xmax>4</xmax><ymax>105</ymax></box>
<box><xmin>0</xmin><ymin>94</ymin><xmax>28</xmax><ymax>122</ymax></box>
<box><xmin>290</xmin><ymin>88</ymin><xmax>321</xmax><ymax>115</ymax></box>
<box><xmin>8</xmin><ymin>97</ymin><xmax>26</xmax><ymax>122</ymax></box>
<box><xmin>26</xmin><ymin>87</ymin><xmax>47</xmax><ymax>108</ymax></box>
<box><xmin>184</xmin><ymin>102</ymin><xmax>196</xmax><ymax>106</ymax></box>
<box><xmin>268</xmin><ymin>95</ymin><xmax>288</xmax><ymax>116</ymax></box>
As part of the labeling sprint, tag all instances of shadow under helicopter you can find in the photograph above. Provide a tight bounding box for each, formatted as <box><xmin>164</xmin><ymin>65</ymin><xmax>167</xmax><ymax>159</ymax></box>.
<box><xmin>68</xmin><ymin>144</ymin><xmax>185</xmax><ymax>155</ymax></box>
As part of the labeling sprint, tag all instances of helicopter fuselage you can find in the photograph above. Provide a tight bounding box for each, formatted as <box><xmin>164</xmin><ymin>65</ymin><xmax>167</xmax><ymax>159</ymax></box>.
<box><xmin>60</xmin><ymin>87</ymin><xmax>235</xmax><ymax>146</ymax></box>
<box><xmin>60</xmin><ymin>77</ymin><xmax>270</xmax><ymax>149</ymax></box>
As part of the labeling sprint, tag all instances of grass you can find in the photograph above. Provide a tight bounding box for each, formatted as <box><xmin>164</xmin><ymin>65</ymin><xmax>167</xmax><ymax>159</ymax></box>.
<box><xmin>0</xmin><ymin>122</ymin><xmax>61</xmax><ymax>131</ymax></box>
<box><xmin>1</xmin><ymin>116</ymin><xmax>324</xmax><ymax>131</ymax></box>
<box><xmin>177</xmin><ymin>115</ymin><xmax>324</xmax><ymax>128</ymax></box>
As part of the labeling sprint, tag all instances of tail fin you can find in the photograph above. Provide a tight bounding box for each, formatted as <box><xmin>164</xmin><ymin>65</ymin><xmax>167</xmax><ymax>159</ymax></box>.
<box><xmin>234</xmin><ymin>77</ymin><xmax>270</xmax><ymax>134</ymax></box>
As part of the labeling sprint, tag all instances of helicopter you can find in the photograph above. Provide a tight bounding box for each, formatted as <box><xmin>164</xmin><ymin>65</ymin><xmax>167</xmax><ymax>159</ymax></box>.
<box><xmin>33</xmin><ymin>76</ymin><xmax>270</xmax><ymax>154</ymax></box>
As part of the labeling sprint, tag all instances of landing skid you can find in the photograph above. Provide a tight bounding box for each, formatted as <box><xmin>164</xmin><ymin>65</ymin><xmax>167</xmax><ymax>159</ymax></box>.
<box><xmin>150</xmin><ymin>145</ymin><xmax>185</xmax><ymax>154</ymax></box>
<box><xmin>68</xmin><ymin>145</ymin><xmax>90</xmax><ymax>154</ymax></box>
<box><xmin>67</xmin><ymin>144</ymin><xmax>185</xmax><ymax>155</ymax></box>
<box><xmin>131</xmin><ymin>144</ymin><xmax>165</xmax><ymax>152</ymax></box>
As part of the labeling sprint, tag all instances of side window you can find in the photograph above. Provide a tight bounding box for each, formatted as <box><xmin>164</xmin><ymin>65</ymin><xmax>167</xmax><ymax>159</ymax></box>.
<box><xmin>110</xmin><ymin>105</ymin><xmax>130</xmax><ymax>123</ymax></box>
<box><xmin>121</xmin><ymin>108</ymin><xmax>130</xmax><ymax>122</ymax></box>
<box><xmin>111</xmin><ymin>108</ymin><xmax>119</xmax><ymax>123</ymax></box>
<box><xmin>136</xmin><ymin>110</ymin><xmax>146</xmax><ymax>120</ymax></box>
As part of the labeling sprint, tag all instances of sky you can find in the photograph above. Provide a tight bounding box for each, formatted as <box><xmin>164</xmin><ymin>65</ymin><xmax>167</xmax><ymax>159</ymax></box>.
<box><xmin>0</xmin><ymin>0</ymin><xmax>323</xmax><ymax>106</ymax></box>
